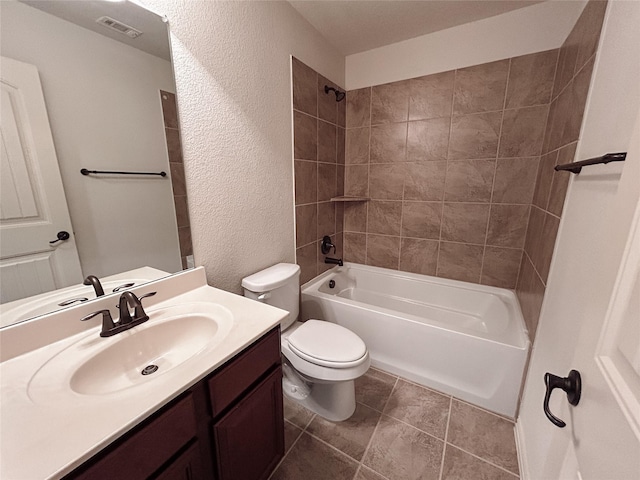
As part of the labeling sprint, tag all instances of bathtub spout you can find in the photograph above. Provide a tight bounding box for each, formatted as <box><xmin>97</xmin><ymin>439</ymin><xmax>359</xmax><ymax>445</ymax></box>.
<box><xmin>325</xmin><ymin>257</ymin><xmax>343</xmax><ymax>266</ymax></box>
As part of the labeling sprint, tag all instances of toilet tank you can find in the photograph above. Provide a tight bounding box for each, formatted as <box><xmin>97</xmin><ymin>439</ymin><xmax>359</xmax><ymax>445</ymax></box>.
<box><xmin>242</xmin><ymin>263</ymin><xmax>300</xmax><ymax>330</ymax></box>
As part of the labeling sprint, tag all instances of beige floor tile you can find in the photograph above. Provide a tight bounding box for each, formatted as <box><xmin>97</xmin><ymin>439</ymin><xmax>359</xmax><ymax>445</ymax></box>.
<box><xmin>284</xmin><ymin>420</ymin><xmax>303</xmax><ymax>453</ymax></box>
<box><xmin>441</xmin><ymin>444</ymin><xmax>518</xmax><ymax>479</ymax></box>
<box><xmin>383</xmin><ymin>379</ymin><xmax>451</xmax><ymax>439</ymax></box>
<box><xmin>355</xmin><ymin>368</ymin><xmax>397</xmax><ymax>411</ymax></box>
<box><xmin>447</xmin><ymin>400</ymin><xmax>519</xmax><ymax>475</ymax></box>
<box><xmin>307</xmin><ymin>403</ymin><xmax>382</xmax><ymax>461</ymax></box>
<box><xmin>271</xmin><ymin>433</ymin><xmax>359</xmax><ymax>480</ymax></box>
<box><xmin>363</xmin><ymin>415</ymin><xmax>444</xmax><ymax>480</ymax></box>
<box><xmin>283</xmin><ymin>395</ymin><xmax>315</xmax><ymax>429</ymax></box>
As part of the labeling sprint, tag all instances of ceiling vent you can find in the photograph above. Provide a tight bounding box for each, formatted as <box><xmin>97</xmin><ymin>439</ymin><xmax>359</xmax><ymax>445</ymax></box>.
<box><xmin>95</xmin><ymin>16</ymin><xmax>142</xmax><ymax>39</ymax></box>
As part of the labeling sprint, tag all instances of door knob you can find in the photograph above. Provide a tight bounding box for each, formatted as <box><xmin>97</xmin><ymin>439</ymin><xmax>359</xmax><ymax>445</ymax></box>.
<box><xmin>49</xmin><ymin>231</ymin><xmax>70</xmax><ymax>244</ymax></box>
<box><xmin>543</xmin><ymin>369</ymin><xmax>581</xmax><ymax>428</ymax></box>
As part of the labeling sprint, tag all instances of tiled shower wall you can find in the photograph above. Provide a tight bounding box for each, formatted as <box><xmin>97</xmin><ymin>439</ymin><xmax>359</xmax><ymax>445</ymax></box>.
<box><xmin>292</xmin><ymin>58</ymin><xmax>346</xmax><ymax>284</ymax></box>
<box><xmin>160</xmin><ymin>90</ymin><xmax>193</xmax><ymax>268</ymax></box>
<box><xmin>516</xmin><ymin>0</ymin><xmax>607</xmax><ymax>339</ymax></box>
<box><xmin>342</xmin><ymin>50</ymin><xmax>559</xmax><ymax>289</ymax></box>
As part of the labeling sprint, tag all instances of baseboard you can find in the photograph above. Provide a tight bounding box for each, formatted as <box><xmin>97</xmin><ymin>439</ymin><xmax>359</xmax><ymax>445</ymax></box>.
<box><xmin>515</xmin><ymin>418</ymin><xmax>530</xmax><ymax>480</ymax></box>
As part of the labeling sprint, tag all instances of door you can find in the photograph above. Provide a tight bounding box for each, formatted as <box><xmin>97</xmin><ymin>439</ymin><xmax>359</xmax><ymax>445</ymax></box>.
<box><xmin>516</xmin><ymin>1</ymin><xmax>640</xmax><ymax>477</ymax></box>
<box><xmin>0</xmin><ymin>56</ymin><xmax>82</xmax><ymax>302</ymax></box>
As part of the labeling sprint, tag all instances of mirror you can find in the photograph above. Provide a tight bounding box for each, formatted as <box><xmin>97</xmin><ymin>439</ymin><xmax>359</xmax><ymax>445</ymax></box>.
<box><xmin>0</xmin><ymin>0</ymin><xmax>192</xmax><ymax>327</ymax></box>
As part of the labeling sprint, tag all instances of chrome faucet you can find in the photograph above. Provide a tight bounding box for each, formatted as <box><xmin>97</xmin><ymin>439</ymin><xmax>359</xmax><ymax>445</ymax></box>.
<box><xmin>83</xmin><ymin>275</ymin><xmax>105</xmax><ymax>297</ymax></box>
<box><xmin>81</xmin><ymin>291</ymin><xmax>157</xmax><ymax>337</ymax></box>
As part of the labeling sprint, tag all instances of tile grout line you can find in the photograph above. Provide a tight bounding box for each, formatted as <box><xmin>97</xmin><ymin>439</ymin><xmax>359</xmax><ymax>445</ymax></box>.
<box><xmin>445</xmin><ymin>442</ymin><xmax>520</xmax><ymax>478</ymax></box>
<box><xmin>438</xmin><ymin>397</ymin><xmax>453</xmax><ymax>480</ymax></box>
<box><xmin>436</xmin><ymin>69</ymin><xmax>457</xmax><ymax>277</ymax></box>
<box><xmin>355</xmin><ymin>376</ymin><xmax>399</xmax><ymax>478</ymax></box>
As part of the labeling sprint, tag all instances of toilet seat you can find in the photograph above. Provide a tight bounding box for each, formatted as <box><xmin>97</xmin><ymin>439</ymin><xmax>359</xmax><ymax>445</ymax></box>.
<box><xmin>287</xmin><ymin>320</ymin><xmax>368</xmax><ymax>368</ymax></box>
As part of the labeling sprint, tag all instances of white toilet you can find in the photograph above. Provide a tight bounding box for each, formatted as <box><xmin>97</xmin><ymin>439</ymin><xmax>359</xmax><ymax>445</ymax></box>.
<box><xmin>242</xmin><ymin>263</ymin><xmax>370</xmax><ymax>421</ymax></box>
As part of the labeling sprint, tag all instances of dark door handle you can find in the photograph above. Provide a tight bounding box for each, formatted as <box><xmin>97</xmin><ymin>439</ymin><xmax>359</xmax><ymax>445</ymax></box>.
<box><xmin>49</xmin><ymin>231</ymin><xmax>70</xmax><ymax>244</ymax></box>
<box><xmin>544</xmin><ymin>370</ymin><xmax>581</xmax><ymax>428</ymax></box>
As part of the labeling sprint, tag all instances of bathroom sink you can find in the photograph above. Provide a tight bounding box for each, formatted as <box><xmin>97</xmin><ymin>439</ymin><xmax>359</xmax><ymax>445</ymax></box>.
<box><xmin>27</xmin><ymin>303</ymin><xmax>234</xmax><ymax>402</ymax></box>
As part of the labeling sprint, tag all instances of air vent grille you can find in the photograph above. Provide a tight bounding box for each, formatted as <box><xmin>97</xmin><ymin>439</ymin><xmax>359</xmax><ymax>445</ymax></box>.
<box><xmin>96</xmin><ymin>16</ymin><xmax>142</xmax><ymax>39</ymax></box>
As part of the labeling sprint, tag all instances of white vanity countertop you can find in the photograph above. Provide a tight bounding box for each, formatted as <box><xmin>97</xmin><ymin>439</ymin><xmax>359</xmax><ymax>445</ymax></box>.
<box><xmin>0</xmin><ymin>267</ymin><xmax>288</xmax><ymax>480</ymax></box>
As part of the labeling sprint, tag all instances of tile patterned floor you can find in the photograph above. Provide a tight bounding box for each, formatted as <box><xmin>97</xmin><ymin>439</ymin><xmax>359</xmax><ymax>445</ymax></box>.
<box><xmin>270</xmin><ymin>368</ymin><xmax>519</xmax><ymax>480</ymax></box>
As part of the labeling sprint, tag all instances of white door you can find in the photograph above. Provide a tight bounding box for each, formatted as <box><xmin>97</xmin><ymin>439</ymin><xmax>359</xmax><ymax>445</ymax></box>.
<box><xmin>516</xmin><ymin>2</ymin><xmax>640</xmax><ymax>478</ymax></box>
<box><xmin>0</xmin><ymin>56</ymin><xmax>82</xmax><ymax>303</ymax></box>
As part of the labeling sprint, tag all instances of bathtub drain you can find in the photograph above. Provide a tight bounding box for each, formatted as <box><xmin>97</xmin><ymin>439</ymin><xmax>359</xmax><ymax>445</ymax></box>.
<box><xmin>141</xmin><ymin>365</ymin><xmax>159</xmax><ymax>375</ymax></box>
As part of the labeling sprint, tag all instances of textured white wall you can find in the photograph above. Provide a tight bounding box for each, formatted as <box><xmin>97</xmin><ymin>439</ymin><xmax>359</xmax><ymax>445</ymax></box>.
<box><xmin>143</xmin><ymin>0</ymin><xmax>344</xmax><ymax>292</ymax></box>
<box><xmin>1</xmin><ymin>1</ymin><xmax>182</xmax><ymax>278</ymax></box>
<box><xmin>346</xmin><ymin>0</ymin><xmax>587</xmax><ymax>89</ymax></box>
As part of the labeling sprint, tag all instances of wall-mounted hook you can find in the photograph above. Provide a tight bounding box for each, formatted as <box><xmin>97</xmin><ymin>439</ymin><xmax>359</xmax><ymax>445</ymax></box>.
<box><xmin>543</xmin><ymin>370</ymin><xmax>581</xmax><ymax>428</ymax></box>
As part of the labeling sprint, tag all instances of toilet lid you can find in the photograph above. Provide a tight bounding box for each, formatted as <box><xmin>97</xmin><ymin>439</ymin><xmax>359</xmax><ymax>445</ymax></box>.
<box><xmin>287</xmin><ymin>320</ymin><xmax>367</xmax><ymax>367</ymax></box>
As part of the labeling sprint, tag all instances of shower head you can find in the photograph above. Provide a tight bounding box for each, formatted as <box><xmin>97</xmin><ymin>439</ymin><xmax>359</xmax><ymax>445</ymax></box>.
<box><xmin>324</xmin><ymin>85</ymin><xmax>346</xmax><ymax>102</ymax></box>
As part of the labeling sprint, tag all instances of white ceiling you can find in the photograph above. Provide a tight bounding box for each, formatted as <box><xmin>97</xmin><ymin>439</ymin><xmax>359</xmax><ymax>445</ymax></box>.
<box><xmin>289</xmin><ymin>0</ymin><xmax>544</xmax><ymax>55</ymax></box>
<box><xmin>20</xmin><ymin>0</ymin><xmax>171</xmax><ymax>60</ymax></box>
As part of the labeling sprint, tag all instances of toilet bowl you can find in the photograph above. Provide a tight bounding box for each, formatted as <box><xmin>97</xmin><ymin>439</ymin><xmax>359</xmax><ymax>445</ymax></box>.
<box><xmin>242</xmin><ymin>263</ymin><xmax>370</xmax><ymax>421</ymax></box>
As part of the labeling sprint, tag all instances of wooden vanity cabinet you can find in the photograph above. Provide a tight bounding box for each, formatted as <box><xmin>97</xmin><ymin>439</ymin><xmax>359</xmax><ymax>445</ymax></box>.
<box><xmin>64</xmin><ymin>327</ymin><xmax>283</xmax><ymax>480</ymax></box>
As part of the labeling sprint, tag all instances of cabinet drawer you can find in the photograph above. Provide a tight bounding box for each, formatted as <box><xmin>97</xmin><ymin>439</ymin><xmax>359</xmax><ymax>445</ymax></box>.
<box><xmin>153</xmin><ymin>441</ymin><xmax>204</xmax><ymax>480</ymax></box>
<box><xmin>67</xmin><ymin>394</ymin><xmax>198</xmax><ymax>480</ymax></box>
<box><xmin>208</xmin><ymin>327</ymin><xmax>280</xmax><ymax>417</ymax></box>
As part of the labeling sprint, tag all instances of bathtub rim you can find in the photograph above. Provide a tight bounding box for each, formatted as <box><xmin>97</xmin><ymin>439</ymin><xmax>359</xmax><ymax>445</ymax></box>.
<box><xmin>302</xmin><ymin>262</ymin><xmax>530</xmax><ymax>350</ymax></box>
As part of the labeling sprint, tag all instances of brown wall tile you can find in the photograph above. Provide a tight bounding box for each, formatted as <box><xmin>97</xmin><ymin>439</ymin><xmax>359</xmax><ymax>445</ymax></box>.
<box><xmin>174</xmin><ymin>195</ymin><xmax>190</xmax><ymax>228</ymax></box>
<box><xmin>169</xmin><ymin>162</ymin><xmax>186</xmax><ymax>196</ymax></box>
<box><xmin>336</xmin><ymin>165</ymin><xmax>345</xmax><ymax>196</ymax></box>
<box><xmin>404</xmin><ymin>161</ymin><xmax>446</xmax><ymax>201</ymax></box>
<box><xmin>448</xmin><ymin>112</ymin><xmax>501</xmax><ymax>160</ymax></box>
<box><xmin>406</xmin><ymin>117</ymin><xmax>450</xmax><ymax>162</ymax></box>
<box><xmin>369</xmin><ymin>164</ymin><xmax>405</xmax><ymax>200</ymax></box>
<box><xmin>296</xmin><ymin>204</ymin><xmax>317</xmax><ymax>246</ymax></box>
<box><xmin>292</xmin><ymin>58</ymin><xmax>317</xmax><ymax>116</ymax></box>
<box><xmin>437</xmin><ymin>242</ymin><xmax>483</xmax><ymax>283</ymax></box>
<box><xmin>178</xmin><ymin>226</ymin><xmax>192</xmax><ymax>256</ymax></box>
<box><xmin>337</xmin><ymin>128</ymin><xmax>346</xmax><ymax>164</ymax></box>
<box><xmin>481</xmin><ymin>247</ymin><xmax>522</xmax><ymax>289</ymax></box>
<box><xmin>337</xmin><ymin>93</ymin><xmax>346</xmax><ymax>127</ymax></box>
<box><xmin>532</xmin><ymin>151</ymin><xmax>558</xmax><ymax>209</ymax></box>
<box><xmin>574</xmin><ymin>0</ymin><xmax>607</xmax><ymax>73</ymax></box>
<box><xmin>444</xmin><ymin>160</ymin><xmax>495</xmax><ymax>203</ymax></box>
<box><xmin>487</xmin><ymin>204</ymin><xmax>529</xmax><ymax>248</ymax></box>
<box><xmin>346</xmin><ymin>127</ymin><xmax>370</xmax><ymax>164</ymax></box>
<box><xmin>399</xmin><ymin>238</ymin><xmax>439</xmax><ymax>275</ymax></box>
<box><xmin>453</xmin><ymin>60</ymin><xmax>509</xmax><ymax>115</ymax></box>
<box><xmin>547</xmin><ymin>143</ymin><xmax>576</xmax><ymax>216</ymax></box>
<box><xmin>506</xmin><ymin>50</ymin><xmax>558</xmax><ymax>108</ymax></box>
<box><xmin>401</xmin><ymin>202</ymin><xmax>442</xmax><ymax>239</ymax></box>
<box><xmin>409</xmin><ymin>71</ymin><xmax>455</xmax><ymax>120</ymax></box>
<box><xmin>441</xmin><ymin>203</ymin><xmax>490</xmax><ymax>244</ymax></box>
<box><xmin>344</xmin><ymin>232</ymin><xmax>366</xmax><ymax>263</ymax></box>
<box><xmin>318</xmin><ymin>120</ymin><xmax>337</xmax><ymax>163</ymax></box>
<box><xmin>297</xmin><ymin>242</ymin><xmax>317</xmax><ymax>285</ymax></box>
<box><xmin>345</xmin><ymin>165</ymin><xmax>369</xmax><ymax>196</ymax></box>
<box><xmin>370</xmin><ymin>123</ymin><xmax>407</xmax><ymax>163</ymax></box>
<box><xmin>317</xmin><ymin>202</ymin><xmax>336</xmax><ymax>237</ymax></box>
<box><xmin>371</xmin><ymin>80</ymin><xmax>410</xmax><ymax>124</ymax></box>
<box><xmin>294</xmin><ymin>111</ymin><xmax>317</xmax><ymax>160</ymax></box>
<box><xmin>344</xmin><ymin>202</ymin><xmax>367</xmax><ymax>232</ymax></box>
<box><xmin>160</xmin><ymin>91</ymin><xmax>178</xmax><ymax>128</ymax></box>
<box><xmin>294</xmin><ymin>160</ymin><xmax>317</xmax><ymax>205</ymax></box>
<box><xmin>318</xmin><ymin>74</ymin><xmax>338</xmax><ymax>124</ymax></box>
<box><xmin>538</xmin><ymin>212</ymin><xmax>560</xmax><ymax>283</ymax></box>
<box><xmin>492</xmin><ymin>158</ymin><xmax>538</xmax><ymax>204</ymax></box>
<box><xmin>368</xmin><ymin>201</ymin><xmax>402</xmax><ymax>236</ymax></box>
<box><xmin>317</xmin><ymin>163</ymin><xmax>337</xmax><ymax>201</ymax></box>
<box><xmin>347</xmin><ymin>88</ymin><xmax>371</xmax><ymax>128</ymax></box>
<box><xmin>499</xmin><ymin>105</ymin><xmax>548</xmax><ymax>158</ymax></box>
<box><xmin>165</xmin><ymin>128</ymin><xmax>183</xmax><ymax>163</ymax></box>
<box><xmin>366</xmin><ymin>234</ymin><xmax>400</xmax><ymax>269</ymax></box>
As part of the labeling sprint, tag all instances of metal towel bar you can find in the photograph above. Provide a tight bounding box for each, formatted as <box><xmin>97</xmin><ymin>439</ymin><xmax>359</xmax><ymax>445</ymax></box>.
<box><xmin>80</xmin><ymin>168</ymin><xmax>166</xmax><ymax>177</ymax></box>
<box><xmin>554</xmin><ymin>152</ymin><xmax>626</xmax><ymax>174</ymax></box>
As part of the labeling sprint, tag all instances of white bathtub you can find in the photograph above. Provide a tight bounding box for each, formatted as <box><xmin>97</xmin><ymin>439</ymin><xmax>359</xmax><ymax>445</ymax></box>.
<box><xmin>300</xmin><ymin>263</ymin><xmax>530</xmax><ymax>418</ymax></box>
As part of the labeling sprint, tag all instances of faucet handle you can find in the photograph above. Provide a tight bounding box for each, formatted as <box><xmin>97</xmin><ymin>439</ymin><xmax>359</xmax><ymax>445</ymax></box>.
<box><xmin>81</xmin><ymin>309</ymin><xmax>116</xmax><ymax>337</ymax></box>
<box><xmin>138</xmin><ymin>291</ymin><xmax>157</xmax><ymax>302</ymax></box>
<box><xmin>321</xmin><ymin>235</ymin><xmax>337</xmax><ymax>255</ymax></box>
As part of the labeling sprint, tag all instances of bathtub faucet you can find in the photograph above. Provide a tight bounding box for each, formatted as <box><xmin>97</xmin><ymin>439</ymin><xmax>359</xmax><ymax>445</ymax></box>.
<box><xmin>325</xmin><ymin>257</ymin><xmax>343</xmax><ymax>267</ymax></box>
<box><xmin>321</xmin><ymin>235</ymin><xmax>336</xmax><ymax>254</ymax></box>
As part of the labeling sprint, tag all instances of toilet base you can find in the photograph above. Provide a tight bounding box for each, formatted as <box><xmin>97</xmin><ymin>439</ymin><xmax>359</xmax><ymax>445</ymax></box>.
<box><xmin>283</xmin><ymin>378</ymin><xmax>356</xmax><ymax>422</ymax></box>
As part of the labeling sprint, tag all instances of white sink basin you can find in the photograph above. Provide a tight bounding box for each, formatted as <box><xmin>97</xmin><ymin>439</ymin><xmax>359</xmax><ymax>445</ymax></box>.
<box><xmin>27</xmin><ymin>302</ymin><xmax>234</xmax><ymax>402</ymax></box>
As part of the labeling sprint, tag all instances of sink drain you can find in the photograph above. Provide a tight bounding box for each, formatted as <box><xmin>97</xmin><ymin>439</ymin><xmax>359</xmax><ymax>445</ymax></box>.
<box><xmin>141</xmin><ymin>365</ymin><xmax>159</xmax><ymax>375</ymax></box>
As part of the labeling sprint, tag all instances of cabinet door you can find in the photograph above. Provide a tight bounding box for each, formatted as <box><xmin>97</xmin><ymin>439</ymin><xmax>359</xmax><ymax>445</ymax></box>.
<box><xmin>214</xmin><ymin>367</ymin><xmax>284</xmax><ymax>480</ymax></box>
<box><xmin>154</xmin><ymin>442</ymin><xmax>204</xmax><ymax>480</ymax></box>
